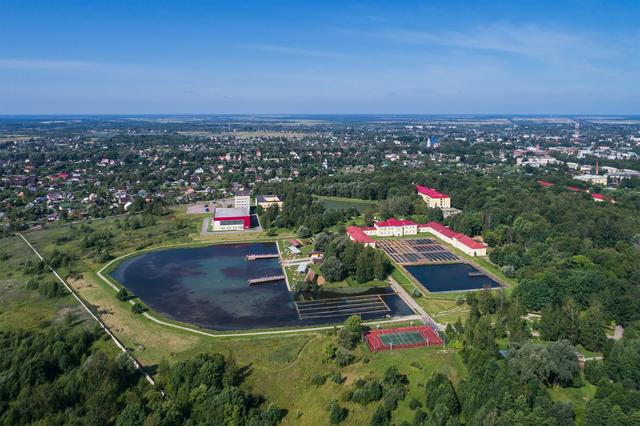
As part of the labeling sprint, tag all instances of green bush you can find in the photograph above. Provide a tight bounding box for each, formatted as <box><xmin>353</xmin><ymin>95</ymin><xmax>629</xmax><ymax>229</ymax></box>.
<box><xmin>117</xmin><ymin>288</ymin><xmax>130</xmax><ymax>301</ymax></box>
<box><xmin>131</xmin><ymin>303</ymin><xmax>146</xmax><ymax>314</ymax></box>
<box><xmin>310</xmin><ymin>373</ymin><xmax>326</xmax><ymax>386</ymax></box>
<box><xmin>329</xmin><ymin>401</ymin><xmax>348</xmax><ymax>424</ymax></box>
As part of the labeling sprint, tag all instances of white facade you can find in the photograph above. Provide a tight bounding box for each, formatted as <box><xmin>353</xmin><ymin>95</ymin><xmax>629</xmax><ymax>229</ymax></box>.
<box><xmin>235</xmin><ymin>194</ymin><xmax>251</xmax><ymax>209</ymax></box>
<box><xmin>212</xmin><ymin>219</ymin><xmax>246</xmax><ymax>231</ymax></box>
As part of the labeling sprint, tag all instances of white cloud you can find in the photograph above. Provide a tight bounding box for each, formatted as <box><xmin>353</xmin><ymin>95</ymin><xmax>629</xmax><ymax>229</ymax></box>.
<box><xmin>334</xmin><ymin>23</ymin><xmax>638</xmax><ymax>66</ymax></box>
<box><xmin>240</xmin><ymin>43</ymin><xmax>363</xmax><ymax>59</ymax></box>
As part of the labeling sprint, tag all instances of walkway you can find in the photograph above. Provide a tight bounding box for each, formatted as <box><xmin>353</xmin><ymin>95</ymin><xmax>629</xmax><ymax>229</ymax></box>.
<box><xmin>94</xmin><ymin>250</ymin><xmax>420</xmax><ymax>337</ymax></box>
<box><xmin>17</xmin><ymin>233</ymin><xmax>157</xmax><ymax>387</ymax></box>
<box><xmin>388</xmin><ymin>275</ymin><xmax>444</xmax><ymax>331</ymax></box>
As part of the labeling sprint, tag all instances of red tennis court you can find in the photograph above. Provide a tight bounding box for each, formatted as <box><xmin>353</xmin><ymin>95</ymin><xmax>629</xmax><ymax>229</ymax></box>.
<box><xmin>366</xmin><ymin>325</ymin><xmax>443</xmax><ymax>352</ymax></box>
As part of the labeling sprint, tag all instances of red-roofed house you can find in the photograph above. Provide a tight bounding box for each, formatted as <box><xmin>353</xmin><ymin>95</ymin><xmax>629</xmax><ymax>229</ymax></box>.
<box><xmin>416</xmin><ymin>185</ymin><xmax>451</xmax><ymax>208</ymax></box>
<box><xmin>421</xmin><ymin>221</ymin><xmax>487</xmax><ymax>256</ymax></box>
<box><xmin>591</xmin><ymin>193</ymin><xmax>606</xmax><ymax>202</ymax></box>
<box><xmin>567</xmin><ymin>186</ymin><xmax>582</xmax><ymax>192</ymax></box>
<box><xmin>374</xmin><ymin>218</ymin><xmax>418</xmax><ymax>237</ymax></box>
<box><xmin>346</xmin><ymin>226</ymin><xmax>375</xmax><ymax>247</ymax></box>
<box><xmin>537</xmin><ymin>180</ymin><xmax>554</xmax><ymax>188</ymax></box>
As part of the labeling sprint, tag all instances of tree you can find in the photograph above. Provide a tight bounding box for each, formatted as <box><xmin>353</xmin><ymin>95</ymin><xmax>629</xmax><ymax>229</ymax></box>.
<box><xmin>321</xmin><ymin>257</ymin><xmax>346</xmax><ymax>282</ymax></box>
<box><xmin>355</xmin><ymin>249</ymin><xmax>375</xmax><ymax>283</ymax></box>
<box><xmin>370</xmin><ymin>406</ymin><xmax>390</xmax><ymax>426</ymax></box>
<box><xmin>117</xmin><ymin>288</ymin><xmax>130</xmax><ymax>302</ymax></box>
<box><xmin>539</xmin><ymin>305</ymin><xmax>562</xmax><ymax>341</ymax></box>
<box><xmin>561</xmin><ymin>298</ymin><xmax>580</xmax><ymax>344</ymax></box>
<box><xmin>116</xmin><ymin>404</ymin><xmax>146</xmax><ymax>426</ymax></box>
<box><xmin>131</xmin><ymin>303</ymin><xmax>145</xmax><ymax>314</ymax></box>
<box><xmin>373</xmin><ymin>251</ymin><xmax>390</xmax><ymax>280</ymax></box>
<box><xmin>508</xmin><ymin>343</ymin><xmax>552</xmax><ymax>384</ymax></box>
<box><xmin>547</xmin><ymin>340</ymin><xmax>579</xmax><ymax>387</ymax></box>
<box><xmin>329</xmin><ymin>401</ymin><xmax>348</xmax><ymax>424</ymax></box>
<box><xmin>605</xmin><ymin>338</ymin><xmax>640</xmax><ymax>388</ymax></box>
<box><xmin>343</xmin><ymin>315</ymin><xmax>363</xmax><ymax>337</ymax></box>
<box><xmin>424</xmin><ymin>373</ymin><xmax>459</xmax><ymax>416</ymax></box>
<box><xmin>579</xmin><ymin>305</ymin><xmax>608</xmax><ymax>352</ymax></box>
<box><xmin>297</xmin><ymin>225</ymin><xmax>311</xmax><ymax>238</ymax></box>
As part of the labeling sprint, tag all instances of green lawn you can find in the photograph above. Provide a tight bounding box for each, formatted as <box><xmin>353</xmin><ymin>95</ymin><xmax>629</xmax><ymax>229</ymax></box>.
<box><xmin>549</xmin><ymin>383</ymin><xmax>597</xmax><ymax>424</ymax></box>
<box><xmin>314</xmin><ymin>195</ymin><xmax>378</xmax><ymax>213</ymax></box>
<box><xmin>246</xmin><ymin>333</ymin><xmax>466</xmax><ymax>425</ymax></box>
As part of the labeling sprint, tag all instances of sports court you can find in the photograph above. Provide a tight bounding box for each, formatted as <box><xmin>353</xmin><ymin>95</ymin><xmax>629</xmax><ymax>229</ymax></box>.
<box><xmin>366</xmin><ymin>325</ymin><xmax>444</xmax><ymax>352</ymax></box>
<box><xmin>294</xmin><ymin>294</ymin><xmax>391</xmax><ymax>320</ymax></box>
<box><xmin>376</xmin><ymin>239</ymin><xmax>459</xmax><ymax>265</ymax></box>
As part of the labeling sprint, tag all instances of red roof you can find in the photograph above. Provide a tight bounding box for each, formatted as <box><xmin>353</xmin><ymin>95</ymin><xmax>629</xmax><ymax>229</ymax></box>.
<box><xmin>375</xmin><ymin>218</ymin><xmax>417</xmax><ymax>227</ymax></box>
<box><xmin>425</xmin><ymin>221</ymin><xmax>460</xmax><ymax>239</ymax></box>
<box><xmin>424</xmin><ymin>221</ymin><xmax>487</xmax><ymax>250</ymax></box>
<box><xmin>455</xmin><ymin>234</ymin><xmax>486</xmax><ymax>249</ymax></box>
<box><xmin>567</xmin><ymin>186</ymin><xmax>582</xmax><ymax>192</ymax></box>
<box><xmin>537</xmin><ymin>180</ymin><xmax>554</xmax><ymax>187</ymax></box>
<box><xmin>591</xmin><ymin>193</ymin><xmax>606</xmax><ymax>201</ymax></box>
<box><xmin>416</xmin><ymin>185</ymin><xmax>449</xmax><ymax>199</ymax></box>
<box><xmin>346</xmin><ymin>226</ymin><xmax>374</xmax><ymax>244</ymax></box>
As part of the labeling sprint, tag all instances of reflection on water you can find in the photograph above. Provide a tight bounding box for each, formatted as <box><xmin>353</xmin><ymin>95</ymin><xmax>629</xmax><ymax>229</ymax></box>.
<box><xmin>110</xmin><ymin>243</ymin><xmax>413</xmax><ymax>330</ymax></box>
<box><xmin>405</xmin><ymin>263</ymin><xmax>501</xmax><ymax>293</ymax></box>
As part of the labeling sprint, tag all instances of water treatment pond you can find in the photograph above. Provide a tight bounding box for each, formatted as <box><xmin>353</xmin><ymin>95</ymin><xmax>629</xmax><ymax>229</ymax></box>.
<box><xmin>405</xmin><ymin>263</ymin><xmax>501</xmax><ymax>293</ymax></box>
<box><xmin>110</xmin><ymin>242</ymin><xmax>414</xmax><ymax>330</ymax></box>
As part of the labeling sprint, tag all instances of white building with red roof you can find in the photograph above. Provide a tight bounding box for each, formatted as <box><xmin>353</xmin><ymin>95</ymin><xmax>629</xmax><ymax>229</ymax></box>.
<box><xmin>374</xmin><ymin>218</ymin><xmax>418</xmax><ymax>237</ymax></box>
<box><xmin>422</xmin><ymin>221</ymin><xmax>487</xmax><ymax>256</ymax></box>
<box><xmin>416</xmin><ymin>185</ymin><xmax>451</xmax><ymax>209</ymax></box>
<box><xmin>346</xmin><ymin>226</ymin><xmax>375</xmax><ymax>247</ymax></box>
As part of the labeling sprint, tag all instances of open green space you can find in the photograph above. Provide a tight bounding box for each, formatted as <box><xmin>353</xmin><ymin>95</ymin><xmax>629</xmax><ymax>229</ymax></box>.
<box><xmin>314</xmin><ymin>195</ymin><xmax>378</xmax><ymax>212</ymax></box>
<box><xmin>549</xmin><ymin>383</ymin><xmax>597</xmax><ymax>425</ymax></box>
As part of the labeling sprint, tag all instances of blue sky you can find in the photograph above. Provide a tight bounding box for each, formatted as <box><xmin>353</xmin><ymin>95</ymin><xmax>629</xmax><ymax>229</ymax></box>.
<box><xmin>1</xmin><ymin>0</ymin><xmax>638</xmax><ymax>114</ymax></box>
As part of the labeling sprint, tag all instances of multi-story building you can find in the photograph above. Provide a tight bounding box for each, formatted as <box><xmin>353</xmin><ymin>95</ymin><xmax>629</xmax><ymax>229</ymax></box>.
<box><xmin>212</xmin><ymin>207</ymin><xmax>251</xmax><ymax>231</ymax></box>
<box><xmin>374</xmin><ymin>218</ymin><xmax>418</xmax><ymax>237</ymax></box>
<box><xmin>416</xmin><ymin>185</ymin><xmax>451</xmax><ymax>209</ymax></box>
<box><xmin>234</xmin><ymin>189</ymin><xmax>251</xmax><ymax>209</ymax></box>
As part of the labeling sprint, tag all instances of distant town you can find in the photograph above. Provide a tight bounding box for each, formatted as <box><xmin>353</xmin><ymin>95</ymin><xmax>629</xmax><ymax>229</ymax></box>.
<box><xmin>2</xmin><ymin>115</ymin><xmax>639</xmax><ymax>231</ymax></box>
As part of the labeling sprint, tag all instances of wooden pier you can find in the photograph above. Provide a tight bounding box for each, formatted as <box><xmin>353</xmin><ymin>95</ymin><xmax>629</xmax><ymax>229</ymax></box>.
<box><xmin>467</xmin><ymin>271</ymin><xmax>485</xmax><ymax>277</ymax></box>
<box><xmin>246</xmin><ymin>254</ymin><xmax>280</xmax><ymax>261</ymax></box>
<box><xmin>247</xmin><ymin>275</ymin><xmax>286</xmax><ymax>285</ymax></box>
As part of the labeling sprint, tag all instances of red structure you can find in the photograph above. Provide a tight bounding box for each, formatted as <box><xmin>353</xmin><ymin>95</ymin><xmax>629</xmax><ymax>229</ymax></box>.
<box><xmin>346</xmin><ymin>225</ymin><xmax>375</xmax><ymax>245</ymax></box>
<box><xmin>416</xmin><ymin>185</ymin><xmax>449</xmax><ymax>198</ymax></box>
<box><xmin>366</xmin><ymin>325</ymin><xmax>443</xmax><ymax>352</ymax></box>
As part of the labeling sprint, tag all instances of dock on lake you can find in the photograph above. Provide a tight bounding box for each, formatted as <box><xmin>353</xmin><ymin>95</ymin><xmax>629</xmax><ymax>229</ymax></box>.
<box><xmin>247</xmin><ymin>275</ymin><xmax>286</xmax><ymax>285</ymax></box>
<box><xmin>246</xmin><ymin>254</ymin><xmax>280</xmax><ymax>261</ymax></box>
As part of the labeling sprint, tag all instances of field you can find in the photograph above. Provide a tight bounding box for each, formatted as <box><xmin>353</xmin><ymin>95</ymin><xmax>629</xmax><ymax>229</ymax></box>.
<box><xmin>0</xmin><ymin>214</ymin><xmax>467</xmax><ymax>425</ymax></box>
<box><xmin>549</xmin><ymin>383</ymin><xmax>597</xmax><ymax>424</ymax></box>
<box><xmin>314</xmin><ymin>195</ymin><xmax>378</xmax><ymax>213</ymax></box>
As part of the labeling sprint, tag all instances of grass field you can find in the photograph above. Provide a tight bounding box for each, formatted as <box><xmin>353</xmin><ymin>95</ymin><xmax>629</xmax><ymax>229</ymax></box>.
<box><xmin>314</xmin><ymin>195</ymin><xmax>378</xmax><ymax>213</ymax></box>
<box><xmin>549</xmin><ymin>383</ymin><xmax>596</xmax><ymax>424</ymax></box>
<box><xmin>0</xmin><ymin>235</ymin><xmax>91</xmax><ymax>331</ymax></box>
<box><xmin>1</xmin><ymin>230</ymin><xmax>466</xmax><ymax>425</ymax></box>
<box><xmin>246</xmin><ymin>335</ymin><xmax>466</xmax><ymax>425</ymax></box>
<box><xmin>1</xmin><ymin>207</ymin><xmax>473</xmax><ymax>424</ymax></box>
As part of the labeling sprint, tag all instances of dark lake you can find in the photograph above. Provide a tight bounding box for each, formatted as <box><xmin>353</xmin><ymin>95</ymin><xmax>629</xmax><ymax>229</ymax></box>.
<box><xmin>405</xmin><ymin>263</ymin><xmax>501</xmax><ymax>293</ymax></box>
<box><xmin>110</xmin><ymin>242</ymin><xmax>414</xmax><ymax>330</ymax></box>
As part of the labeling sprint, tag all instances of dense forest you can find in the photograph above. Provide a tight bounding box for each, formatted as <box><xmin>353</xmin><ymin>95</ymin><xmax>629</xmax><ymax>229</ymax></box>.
<box><xmin>0</xmin><ymin>324</ymin><xmax>285</xmax><ymax>425</ymax></box>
